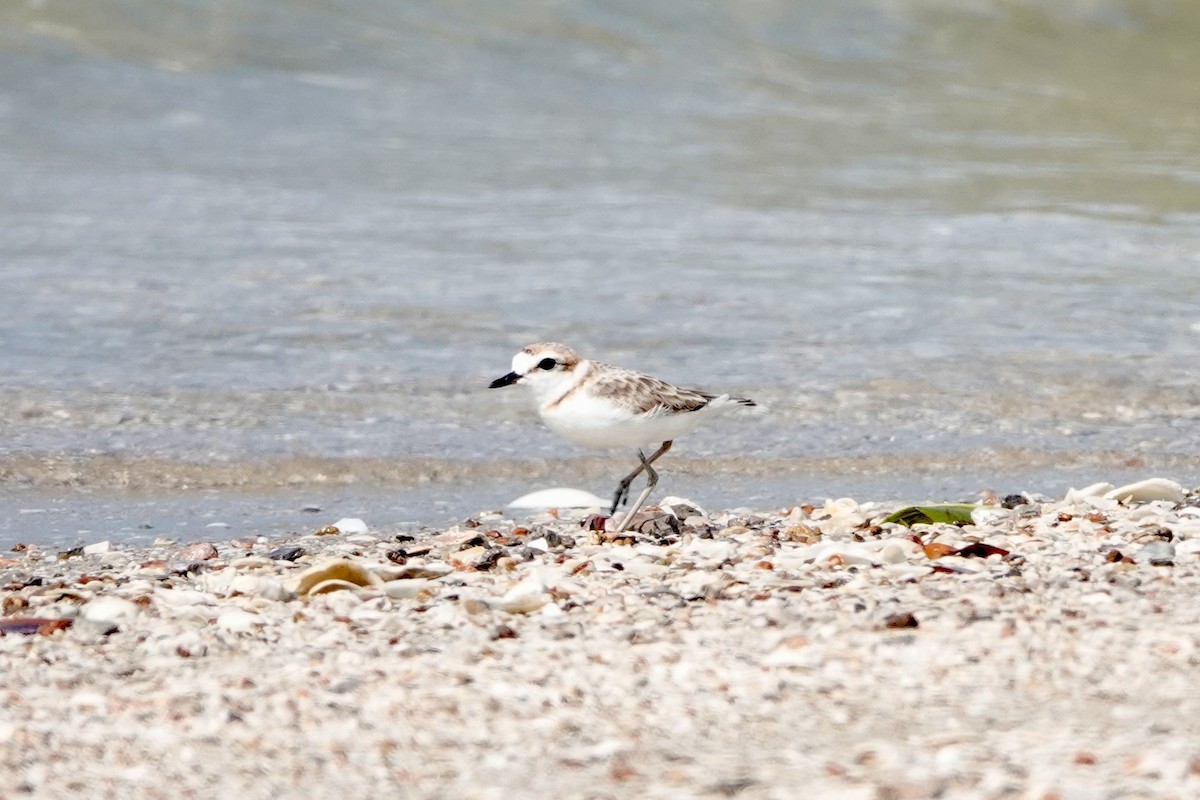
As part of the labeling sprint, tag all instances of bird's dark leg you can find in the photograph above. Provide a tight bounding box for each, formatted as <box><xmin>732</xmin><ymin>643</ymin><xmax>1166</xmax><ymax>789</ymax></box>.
<box><xmin>610</xmin><ymin>450</ymin><xmax>648</xmax><ymax>513</ymax></box>
<box><xmin>614</xmin><ymin>441</ymin><xmax>673</xmax><ymax>532</ymax></box>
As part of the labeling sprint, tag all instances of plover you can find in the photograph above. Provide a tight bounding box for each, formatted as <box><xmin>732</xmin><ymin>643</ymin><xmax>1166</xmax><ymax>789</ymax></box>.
<box><xmin>489</xmin><ymin>342</ymin><xmax>756</xmax><ymax>531</ymax></box>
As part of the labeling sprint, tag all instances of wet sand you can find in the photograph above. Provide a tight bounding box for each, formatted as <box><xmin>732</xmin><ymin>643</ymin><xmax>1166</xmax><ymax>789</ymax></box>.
<box><xmin>3</xmin><ymin>482</ymin><xmax>1200</xmax><ymax>798</ymax></box>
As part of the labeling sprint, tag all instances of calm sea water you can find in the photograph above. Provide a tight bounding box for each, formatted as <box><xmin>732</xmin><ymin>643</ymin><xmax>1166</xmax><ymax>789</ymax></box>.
<box><xmin>1</xmin><ymin>0</ymin><xmax>1198</xmax><ymax>544</ymax></box>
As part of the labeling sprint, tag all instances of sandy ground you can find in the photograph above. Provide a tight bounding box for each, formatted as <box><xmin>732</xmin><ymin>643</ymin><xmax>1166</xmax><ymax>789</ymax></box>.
<box><xmin>2</xmin><ymin>480</ymin><xmax>1200</xmax><ymax>799</ymax></box>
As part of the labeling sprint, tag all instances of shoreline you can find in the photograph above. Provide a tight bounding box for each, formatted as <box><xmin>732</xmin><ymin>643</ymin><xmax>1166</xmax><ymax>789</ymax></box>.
<box><xmin>2</xmin><ymin>481</ymin><xmax>1200</xmax><ymax>797</ymax></box>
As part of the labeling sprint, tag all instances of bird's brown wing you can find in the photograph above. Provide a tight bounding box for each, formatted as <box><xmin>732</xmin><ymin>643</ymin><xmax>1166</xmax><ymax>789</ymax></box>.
<box><xmin>590</xmin><ymin>366</ymin><xmax>715</xmax><ymax>414</ymax></box>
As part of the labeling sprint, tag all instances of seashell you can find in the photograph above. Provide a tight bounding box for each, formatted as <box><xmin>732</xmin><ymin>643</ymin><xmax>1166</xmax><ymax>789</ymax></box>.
<box><xmin>659</xmin><ymin>496</ymin><xmax>706</xmax><ymax>519</ymax></box>
<box><xmin>1065</xmin><ymin>483</ymin><xmax>1116</xmax><ymax>503</ymax></box>
<box><xmin>266</xmin><ymin>545</ymin><xmax>306</xmax><ymax>562</ymax></box>
<box><xmin>305</xmin><ymin>579</ymin><xmax>369</xmax><ymax>596</ymax></box>
<box><xmin>288</xmin><ymin>559</ymin><xmax>383</xmax><ymax>597</ymax></box>
<box><xmin>761</xmin><ymin>638</ymin><xmax>816</xmax><ymax>669</ymax></box>
<box><xmin>153</xmin><ymin>588</ymin><xmax>215</xmax><ymax>607</ymax></box>
<box><xmin>1104</xmin><ymin>479</ymin><xmax>1185</xmax><ymax>505</ymax></box>
<box><xmin>1173</xmin><ymin>539</ymin><xmax>1200</xmax><ymax>557</ymax></box>
<box><xmin>78</xmin><ymin>596</ymin><xmax>140</xmax><ymax>636</ymax></box>
<box><xmin>331</xmin><ymin>517</ymin><xmax>369</xmax><ymax>534</ymax></box>
<box><xmin>494</xmin><ymin>573</ymin><xmax>552</xmax><ymax>614</ymax></box>
<box><xmin>373</xmin><ymin>562</ymin><xmax>454</xmax><ymax>581</ymax></box>
<box><xmin>823</xmin><ymin>497</ymin><xmax>861</xmax><ymax>517</ymax></box>
<box><xmin>215</xmin><ymin>608</ymin><xmax>264</xmax><ymax>634</ymax></box>
<box><xmin>228</xmin><ymin>574</ymin><xmax>293</xmax><ymax>602</ymax></box>
<box><xmin>380</xmin><ymin>579</ymin><xmax>436</xmax><ymax>599</ymax></box>
<box><xmin>172</xmin><ymin>542</ymin><xmax>219</xmax><ymax>561</ymax></box>
<box><xmin>0</xmin><ymin>617</ymin><xmax>72</xmax><ymax>636</ymax></box>
<box><xmin>683</xmin><ymin>538</ymin><xmax>738</xmax><ymax>564</ymax></box>
<box><xmin>82</xmin><ymin>540</ymin><xmax>111</xmax><ymax>555</ymax></box>
<box><xmin>1134</xmin><ymin>540</ymin><xmax>1175</xmax><ymax>566</ymax></box>
<box><xmin>878</xmin><ymin>540</ymin><xmax>913</xmax><ymax>564</ymax></box>
<box><xmin>970</xmin><ymin>507</ymin><xmax>1009</xmax><ymax>527</ymax></box>
<box><xmin>228</xmin><ymin>556</ymin><xmax>276</xmax><ymax>570</ymax></box>
<box><xmin>168</xmin><ymin>541</ymin><xmax>220</xmax><ymax>574</ymax></box>
<box><xmin>152</xmin><ymin>630</ymin><xmax>207</xmax><ymax>658</ymax></box>
<box><xmin>788</xmin><ymin>541</ymin><xmax>878</xmax><ymax>567</ymax></box>
<box><xmin>672</xmin><ymin>571</ymin><xmax>724</xmax><ymax>600</ymax></box>
<box><xmin>507</xmin><ymin>487</ymin><xmax>607</xmax><ymax>510</ymax></box>
<box><xmin>882</xmin><ymin>563</ymin><xmax>934</xmax><ymax>579</ymax></box>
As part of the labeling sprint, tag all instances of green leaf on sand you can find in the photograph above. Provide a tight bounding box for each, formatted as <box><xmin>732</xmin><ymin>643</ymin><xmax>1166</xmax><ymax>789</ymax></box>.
<box><xmin>882</xmin><ymin>504</ymin><xmax>977</xmax><ymax>527</ymax></box>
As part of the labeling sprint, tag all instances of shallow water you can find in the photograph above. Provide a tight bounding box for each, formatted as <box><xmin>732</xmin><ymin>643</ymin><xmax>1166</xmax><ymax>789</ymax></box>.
<box><xmin>2</xmin><ymin>0</ymin><xmax>1199</xmax><ymax>544</ymax></box>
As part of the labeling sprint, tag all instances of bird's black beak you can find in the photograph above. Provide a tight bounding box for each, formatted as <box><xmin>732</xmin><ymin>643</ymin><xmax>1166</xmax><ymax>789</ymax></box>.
<box><xmin>489</xmin><ymin>371</ymin><xmax>522</xmax><ymax>389</ymax></box>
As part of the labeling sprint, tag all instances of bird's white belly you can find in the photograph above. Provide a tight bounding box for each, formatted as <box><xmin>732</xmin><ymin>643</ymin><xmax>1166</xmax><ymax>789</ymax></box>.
<box><xmin>539</xmin><ymin>395</ymin><xmax>710</xmax><ymax>450</ymax></box>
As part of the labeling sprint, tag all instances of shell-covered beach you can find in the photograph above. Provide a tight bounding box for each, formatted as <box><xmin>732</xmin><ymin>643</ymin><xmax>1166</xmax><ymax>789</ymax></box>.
<box><xmin>4</xmin><ymin>481</ymin><xmax>1200</xmax><ymax>799</ymax></box>
<box><xmin>4</xmin><ymin>1</ymin><xmax>1200</xmax><ymax>797</ymax></box>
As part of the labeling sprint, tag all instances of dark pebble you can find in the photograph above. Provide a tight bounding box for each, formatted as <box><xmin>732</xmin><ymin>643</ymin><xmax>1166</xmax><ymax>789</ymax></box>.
<box><xmin>545</xmin><ymin>531</ymin><xmax>575</xmax><ymax>549</ymax></box>
<box><xmin>491</xmin><ymin>624</ymin><xmax>519</xmax><ymax>640</ymax></box>
<box><xmin>475</xmin><ymin>549</ymin><xmax>508</xmax><ymax>571</ymax></box>
<box><xmin>266</xmin><ymin>545</ymin><xmax>305</xmax><ymax>562</ymax></box>
<box><xmin>883</xmin><ymin>612</ymin><xmax>919</xmax><ymax>629</ymax></box>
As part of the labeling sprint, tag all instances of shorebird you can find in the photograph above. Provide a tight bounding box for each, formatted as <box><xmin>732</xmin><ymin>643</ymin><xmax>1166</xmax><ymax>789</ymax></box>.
<box><xmin>489</xmin><ymin>342</ymin><xmax>756</xmax><ymax>531</ymax></box>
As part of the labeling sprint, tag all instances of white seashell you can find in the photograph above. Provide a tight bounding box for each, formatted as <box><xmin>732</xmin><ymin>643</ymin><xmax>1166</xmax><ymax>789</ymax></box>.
<box><xmin>310</xmin><ymin>589</ymin><xmax>364</xmax><ymax>617</ymax></box>
<box><xmin>78</xmin><ymin>596</ymin><xmax>140</xmax><ymax>635</ymax></box>
<box><xmin>506</xmin><ymin>487</ymin><xmax>607</xmax><ymax>510</ymax></box>
<box><xmin>494</xmin><ymin>573</ymin><xmax>552</xmax><ymax>614</ymax></box>
<box><xmin>883</xmin><ymin>563</ymin><xmax>934</xmax><ymax>579</ymax></box>
<box><xmin>672</xmin><ymin>571</ymin><xmax>724</xmax><ymax>599</ymax></box>
<box><xmin>380</xmin><ymin>579</ymin><xmax>436</xmax><ymax>599</ymax></box>
<box><xmin>612</xmin><ymin>560</ymin><xmax>668</xmax><ymax>578</ymax></box>
<box><xmin>228</xmin><ymin>574</ymin><xmax>293</xmax><ymax>602</ymax></box>
<box><xmin>970</xmin><ymin>507</ymin><xmax>1009</xmax><ymax>527</ymax></box>
<box><xmin>331</xmin><ymin>517</ymin><xmax>369</xmax><ymax>535</ymax></box>
<box><xmin>1173</xmin><ymin>540</ymin><xmax>1200</xmax><ymax>557</ymax></box>
<box><xmin>789</xmin><ymin>541</ymin><xmax>879</xmax><ymax>566</ymax></box>
<box><xmin>1126</xmin><ymin>505</ymin><xmax>1174</xmax><ymax>521</ymax></box>
<box><xmin>683</xmin><ymin>538</ymin><xmax>738</xmax><ymax>564</ymax></box>
<box><xmin>82</xmin><ymin>540</ymin><xmax>111</xmax><ymax>555</ymax></box>
<box><xmin>228</xmin><ymin>556</ymin><xmax>276</xmax><ymax>570</ymax></box>
<box><xmin>288</xmin><ymin>559</ymin><xmax>383</xmax><ymax>596</ymax></box>
<box><xmin>1104</xmin><ymin>478</ymin><xmax>1185</xmax><ymax>505</ymax></box>
<box><xmin>153</xmin><ymin>588</ymin><xmax>215</xmax><ymax>607</ymax></box>
<box><xmin>878</xmin><ymin>541</ymin><xmax>912</xmax><ymax>564</ymax></box>
<box><xmin>144</xmin><ymin>630</ymin><xmax>207</xmax><ymax>658</ymax></box>
<box><xmin>761</xmin><ymin>640</ymin><xmax>817</xmax><ymax>669</ymax></box>
<box><xmin>1170</xmin><ymin>522</ymin><xmax>1200</xmax><ymax>541</ymax></box>
<box><xmin>823</xmin><ymin>497</ymin><xmax>860</xmax><ymax>517</ymax></box>
<box><xmin>1065</xmin><ymin>483</ymin><xmax>1116</xmax><ymax>504</ymax></box>
<box><xmin>194</xmin><ymin>570</ymin><xmax>242</xmax><ymax>596</ymax></box>
<box><xmin>215</xmin><ymin>609</ymin><xmax>264</xmax><ymax>634</ymax></box>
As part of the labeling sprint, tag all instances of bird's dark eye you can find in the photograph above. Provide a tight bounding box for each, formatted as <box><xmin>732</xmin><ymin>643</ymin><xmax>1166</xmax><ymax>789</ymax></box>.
<box><xmin>537</xmin><ymin>357</ymin><xmax>558</xmax><ymax>371</ymax></box>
